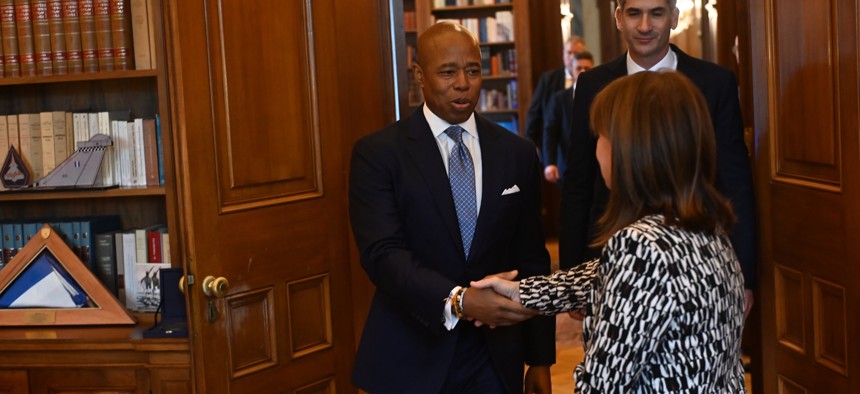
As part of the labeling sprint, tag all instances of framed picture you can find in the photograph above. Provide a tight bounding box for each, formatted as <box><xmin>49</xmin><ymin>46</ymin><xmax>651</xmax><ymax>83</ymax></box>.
<box><xmin>0</xmin><ymin>224</ymin><xmax>135</xmax><ymax>326</ymax></box>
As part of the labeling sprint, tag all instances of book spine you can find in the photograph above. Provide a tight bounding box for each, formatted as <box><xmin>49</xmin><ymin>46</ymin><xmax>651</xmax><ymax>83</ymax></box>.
<box><xmin>93</xmin><ymin>231</ymin><xmax>119</xmax><ymax>296</ymax></box>
<box><xmin>14</xmin><ymin>0</ymin><xmax>36</xmax><ymax>76</ymax></box>
<box><xmin>142</xmin><ymin>117</ymin><xmax>157</xmax><ymax>185</ymax></box>
<box><xmin>52</xmin><ymin>110</ymin><xmax>68</xmax><ymax>164</ymax></box>
<box><xmin>108</xmin><ymin>0</ymin><xmax>130</xmax><ymax>70</ymax></box>
<box><xmin>60</xmin><ymin>0</ymin><xmax>81</xmax><ymax>72</ymax></box>
<box><xmin>46</xmin><ymin>0</ymin><xmax>66</xmax><ymax>74</ymax></box>
<box><xmin>92</xmin><ymin>0</ymin><xmax>111</xmax><ymax>71</ymax></box>
<box><xmin>146</xmin><ymin>228</ymin><xmax>160</xmax><ymax>263</ymax></box>
<box><xmin>78</xmin><ymin>0</ymin><xmax>97</xmax><ymax>72</ymax></box>
<box><xmin>31</xmin><ymin>0</ymin><xmax>53</xmax><ymax>75</ymax></box>
<box><xmin>0</xmin><ymin>0</ymin><xmax>20</xmax><ymax>77</ymax></box>
<box><xmin>39</xmin><ymin>111</ymin><xmax>55</xmax><ymax>176</ymax></box>
<box><xmin>128</xmin><ymin>0</ymin><xmax>147</xmax><ymax>69</ymax></box>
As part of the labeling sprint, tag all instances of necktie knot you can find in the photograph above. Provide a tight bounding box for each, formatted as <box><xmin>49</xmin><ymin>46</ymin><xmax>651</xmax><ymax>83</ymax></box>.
<box><xmin>444</xmin><ymin>126</ymin><xmax>465</xmax><ymax>144</ymax></box>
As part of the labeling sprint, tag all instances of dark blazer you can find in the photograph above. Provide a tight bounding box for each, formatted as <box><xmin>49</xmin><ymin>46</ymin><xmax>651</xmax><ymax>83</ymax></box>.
<box><xmin>349</xmin><ymin>107</ymin><xmax>556</xmax><ymax>394</ymax></box>
<box><xmin>542</xmin><ymin>87</ymin><xmax>574</xmax><ymax>186</ymax></box>
<box><xmin>558</xmin><ymin>45</ymin><xmax>757</xmax><ymax>290</ymax></box>
<box><xmin>525</xmin><ymin>67</ymin><xmax>566</xmax><ymax>150</ymax></box>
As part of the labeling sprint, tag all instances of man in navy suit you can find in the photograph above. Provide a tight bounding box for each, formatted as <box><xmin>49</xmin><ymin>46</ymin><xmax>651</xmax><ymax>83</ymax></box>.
<box><xmin>558</xmin><ymin>0</ymin><xmax>757</xmax><ymax>310</ymax></box>
<box><xmin>542</xmin><ymin>51</ymin><xmax>594</xmax><ymax>187</ymax></box>
<box><xmin>349</xmin><ymin>22</ymin><xmax>555</xmax><ymax>393</ymax></box>
<box><xmin>524</xmin><ymin>35</ymin><xmax>586</xmax><ymax>150</ymax></box>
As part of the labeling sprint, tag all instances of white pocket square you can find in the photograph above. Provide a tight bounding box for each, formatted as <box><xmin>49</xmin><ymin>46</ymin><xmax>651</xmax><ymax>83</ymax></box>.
<box><xmin>501</xmin><ymin>185</ymin><xmax>520</xmax><ymax>195</ymax></box>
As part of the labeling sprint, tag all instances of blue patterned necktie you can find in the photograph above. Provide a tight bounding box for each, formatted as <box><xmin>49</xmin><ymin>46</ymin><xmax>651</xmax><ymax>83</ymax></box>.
<box><xmin>444</xmin><ymin>125</ymin><xmax>477</xmax><ymax>258</ymax></box>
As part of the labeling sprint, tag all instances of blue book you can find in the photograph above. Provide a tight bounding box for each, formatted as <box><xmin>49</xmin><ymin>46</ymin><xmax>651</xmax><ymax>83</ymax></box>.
<box><xmin>155</xmin><ymin>114</ymin><xmax>164</xmax><ymax>185</ymax></box>
<box><xmin>12</xmin><ymin>223</ymin><xmax>24</xmax><ymax>259</ymax></box>
<box><xmin>22</xmin><ymin>222</ymin><xmax>41</xmax><ymax>245</ymax></box>
<box><xmin>2</xmin><ymin>223</ymin><xmax>14</xmax><ymax>267</ymax></box>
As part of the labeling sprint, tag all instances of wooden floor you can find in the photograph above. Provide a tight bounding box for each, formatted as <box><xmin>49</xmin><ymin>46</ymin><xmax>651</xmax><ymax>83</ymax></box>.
<box><xmin>546</xmin><ymin>240</ymin><xmax>754</xmax><ymax>392</ymax></box>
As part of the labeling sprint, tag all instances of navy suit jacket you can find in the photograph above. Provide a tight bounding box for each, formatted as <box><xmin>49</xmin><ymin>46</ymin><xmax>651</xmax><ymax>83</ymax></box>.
<box><xmin>559</xmin><ymin>45</ymin><xmax>757</xmax><ymax>289</ymax></box>
<box><xmin>542</xmin><ymin>87</ymin><xmax>574</xmax><ymax>185</ymax></box>
<box><xmin>525</xmin><ymin>67</ymin><xmax>566</xmax><ymax>149</ymax></box>
<box><xmin>349</xmin><ymin>108</ymin><xmax>556</xmax><ymax>394</ymax></box>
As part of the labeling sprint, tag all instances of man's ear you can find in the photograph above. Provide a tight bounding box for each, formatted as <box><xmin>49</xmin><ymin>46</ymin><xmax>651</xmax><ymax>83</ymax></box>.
<box><xmin>671</xmin><ymin>6</ymin><xmax>679</xmax><ymax>29</ymax></box>
<box><xmin>413</xmin><ymin>63</ymin><xmax>424</xmax><ymax>88</ymax></box>
<box><xmin>615</xmin><ymin>6</ymin><xmax>623</xmax><ymax>31</ymax></box>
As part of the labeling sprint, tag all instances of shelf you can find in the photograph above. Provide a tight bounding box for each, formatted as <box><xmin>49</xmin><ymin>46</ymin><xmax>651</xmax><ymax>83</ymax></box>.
<box><xmin>479</xmin><ymin>41</ymin><xmax>515</xmax><ymax>47</ymax></box>
<box><xmin>478</xmin><ymin>109</ymin><xmax>518</xmax><ymax>115</ymax></box>
<box><xmin>0</xmin><ymin>186</ymin><xmax>166</xmax><ymax>201</ymax></box>
<box><xmin>431</xmin><ymin>3</ymin><xmax>513</xmax><ymax>13</ymax></box>
<box><xmin>483</xmin><ymin>74</ymin><xmax>517</xmax><ymax>80</ymax></box>
<box><xmin>0</xmin><ymin>69</ymin><xmax>158</xmax><ymax>87</ymax></box>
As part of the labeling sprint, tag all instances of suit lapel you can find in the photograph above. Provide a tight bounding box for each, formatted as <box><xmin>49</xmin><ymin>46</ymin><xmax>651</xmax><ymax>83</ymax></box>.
<box><xmin>403</xmin><ymin>110</ymin><xmax>464</xmax><ymax>254</ymax></box>
<box><xmin>470</xmin><ymin>116</ymin><xmax>504</xmax><ymax>261</ymax></box>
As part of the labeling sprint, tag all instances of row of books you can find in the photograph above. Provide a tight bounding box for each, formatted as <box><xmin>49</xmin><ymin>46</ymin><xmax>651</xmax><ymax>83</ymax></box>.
<box><xmin>433</xmin><ymin>0</ymin><xmax>511</xmax><ymax>7</ymax></box>
<box><xmin>93</xmin><ymin>224</ymin><xmax>169</xmax><ymax>311</ymax></box>
<box><xmin>0</xmin><ymin>111</ymin><xmax>163</xmax><ymax>188</ymax></box>
<box><xmin>479</xmin><ymin>46</ymin><xmax>516</xmax><ymax>76</ymax></box>
<box><xmin>0</xmin><ymin>215</ymin><xmax>119</xmax><ymax>272</ymax></box>
<box><xmin>478</xmin><ymin>79</ymin><xmax>518</xmax><ymax>112</ymax></box>
<box><xmin>0</xmin><ymin>0</ymin><xmax>157</xmax><ymax>78</ymax></box>
<box><xmin>435</xmin><ymin>11</ymin><xmax>514</xmax><ymax>43</ymax></box>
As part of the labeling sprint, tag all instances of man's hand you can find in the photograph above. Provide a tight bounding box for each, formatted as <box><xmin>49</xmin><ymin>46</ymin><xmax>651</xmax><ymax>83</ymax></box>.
<box><xmin>461</xmin><ymin>287</ymin><xmax>537</xmax><ymax>328</ymax></box>
<box><xmin>544</xmin><ymin>165</ymin><xmax>559</xmax><ymax>183</ymax></box>
<box><xmin>524</xmin><ymin>365</ymin><xmax>552</xmax><ymax>394</ymax></box>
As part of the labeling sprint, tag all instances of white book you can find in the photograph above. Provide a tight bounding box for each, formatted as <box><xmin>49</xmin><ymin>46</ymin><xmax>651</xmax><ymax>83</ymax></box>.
<box><xmin>99</xmin><ymin>112</ymin><xmax>114</xmax><ymax>185</ymax></box>
<box><xmin>39</xmin><ymin>112</ymin><xmax>56</xmax><ymax>177</ymax></box>
<box><xmin>122</xmin><ymin>231</ymin><xmax>138</xmax><ymax>310</ymax></box>
<box><xmin>133</xmin><ymin>118</ymin><xmax>146</xmax><ymax>186</ymax></box>
<box><xmin>73</xmin><ymin>113</ymin><xmax>88</xmax><ymax>149</ymax></box>
<box><xmin>161</xmin><ymin>232</ymin><xmax>170</xmax><ymax>265</ymax></box>
<box><xmin>6</xmin><ymin>115</ymin><xmax>19</xmax><ymax>153</ymax></box>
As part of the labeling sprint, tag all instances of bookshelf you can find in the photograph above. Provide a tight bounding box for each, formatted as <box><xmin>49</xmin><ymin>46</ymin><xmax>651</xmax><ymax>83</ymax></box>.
<box><xmin>0</xmin><ymin>0</ymin><xmax>188</xmax><ymax>390</ymax></box>
<box><xmin>395</xmin><ymin>0</ymin><xmax>531</xmax><ymax>134</ymax></box>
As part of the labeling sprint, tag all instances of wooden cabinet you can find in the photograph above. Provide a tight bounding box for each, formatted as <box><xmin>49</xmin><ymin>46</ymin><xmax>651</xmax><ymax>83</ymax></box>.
<box><xmin>0</xmin><ymin>318</ymin><xmax>190</xmax><ymax>393</ymax></box>
<box><xmin>394</xmin><ymin>0</ymin><xmax>531</xmax><ymax>134</ymax></box>
<box><xmin>0</xmin><ymin>0</ymin><xmax>189</xmax><ymax>391</ymax></box>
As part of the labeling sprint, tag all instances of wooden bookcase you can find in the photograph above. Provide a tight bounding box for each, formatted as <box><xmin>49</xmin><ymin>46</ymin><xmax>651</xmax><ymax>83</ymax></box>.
<box><xmin>0</xmin><ymin>0</ymin><xmax>189</xmax><ymax>391</ymax></box>
<box><xmin>394</xmin><ymin>0</ymin><xmax>531</xmax><ymax>134</ymax></box>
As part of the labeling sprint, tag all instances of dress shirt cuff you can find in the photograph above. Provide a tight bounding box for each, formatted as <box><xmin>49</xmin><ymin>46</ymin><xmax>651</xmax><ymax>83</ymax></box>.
<box><xmin>442</xmin><ymin>286</ymin><xmax>463</xmax><ymax>331</ymax></box>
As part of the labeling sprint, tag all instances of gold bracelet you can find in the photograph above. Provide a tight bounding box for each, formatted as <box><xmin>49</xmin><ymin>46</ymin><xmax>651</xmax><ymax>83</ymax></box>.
<box><xmin>452</xmin><ymin>287</ymin><xmax>466</xmax><ymax>319</ymax></box>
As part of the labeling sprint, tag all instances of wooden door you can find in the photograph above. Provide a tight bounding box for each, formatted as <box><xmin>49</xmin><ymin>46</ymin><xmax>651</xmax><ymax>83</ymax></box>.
<box><xmin>749</xmin><ymin>0</ymin><xmax>860</xmax><ymax>392</ymax></box>
<box><xmin>162</xmin><ymin>0</ymin><xmax>391</xmax><ymax>392</ymax></box>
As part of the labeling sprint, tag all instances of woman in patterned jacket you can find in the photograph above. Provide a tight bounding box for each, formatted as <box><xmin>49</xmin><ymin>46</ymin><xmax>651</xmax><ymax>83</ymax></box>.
<box><xmin>472</xmin><ymin>71</ymin><xmax>747</xmax><ymax>392</ymax></box>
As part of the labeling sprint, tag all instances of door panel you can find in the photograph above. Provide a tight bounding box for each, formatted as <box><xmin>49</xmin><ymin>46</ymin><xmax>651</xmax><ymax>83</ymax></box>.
<box><xmin>750</xmin><ymin>0</ymin><xmax>859</xmax><ymax>392</ymax></box>
<box><xmin>163</xmin><ymin>0</ymin><xmax>389</xmax><ymax>391</ymax></box>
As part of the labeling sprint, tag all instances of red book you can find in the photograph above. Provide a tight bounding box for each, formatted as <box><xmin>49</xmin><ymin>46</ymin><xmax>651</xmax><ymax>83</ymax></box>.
<box><xmin>146</xmin><ymin>227</ymin><xmax>162</xmax><ymax>263</ymax></box>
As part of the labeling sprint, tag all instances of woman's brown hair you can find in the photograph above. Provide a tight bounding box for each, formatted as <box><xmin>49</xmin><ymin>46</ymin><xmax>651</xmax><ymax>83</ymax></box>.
<box><xmin>589</xmin><ymin>71</ymin><xmax>735</xmax><ymax>247</ymax></box>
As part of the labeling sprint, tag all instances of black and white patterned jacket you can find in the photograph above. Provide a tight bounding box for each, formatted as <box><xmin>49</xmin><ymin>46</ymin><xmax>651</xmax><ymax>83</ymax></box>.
<box><xmin>521</xmin><ymin>215</ymin><xmax>746</xmax><ymax>393</ymax></box>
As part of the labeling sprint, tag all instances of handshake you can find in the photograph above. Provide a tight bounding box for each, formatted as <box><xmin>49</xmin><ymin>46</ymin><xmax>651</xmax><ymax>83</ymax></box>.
<box><xmin>462</xmin><ymin>270</ymin><xmax>540</xmax><ymax>328</ymax></box>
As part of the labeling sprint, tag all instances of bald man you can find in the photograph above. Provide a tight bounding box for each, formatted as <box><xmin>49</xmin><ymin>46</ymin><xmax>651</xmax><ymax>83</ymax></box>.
<box><xmin>349</xmin><ymin>22</ymin><xmax>555</xmax><ymax>393</ymax></box>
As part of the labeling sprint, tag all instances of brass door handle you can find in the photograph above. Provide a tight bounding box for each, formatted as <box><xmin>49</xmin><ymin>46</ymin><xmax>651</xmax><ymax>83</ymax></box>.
<box><xmin>178</xmin><ymin>275</ymin><xmax>186</xmax><ymax>294</ymax></box>
<box><xmin>201</xmin><ymin>276</ymin><xmax>230</xmax><ymax>298</ymax></box>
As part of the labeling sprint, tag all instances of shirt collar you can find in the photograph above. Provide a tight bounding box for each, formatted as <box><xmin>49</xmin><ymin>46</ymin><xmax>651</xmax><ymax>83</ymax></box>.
<box><xmin>423</xmin><ymin>104</ymin><xmax>478</xmax><ymax>140</ymax></box>
<box><xmin>626</xmin><ymin>47</ymin><xmax>678</xmax><ymax>74</ymax></box>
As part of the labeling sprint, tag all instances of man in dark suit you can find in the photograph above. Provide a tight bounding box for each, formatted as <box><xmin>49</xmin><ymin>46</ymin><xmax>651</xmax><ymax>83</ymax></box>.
<box><xmin>542</xmin><ymin>51</ymin><xmax>594</xmax><ymax>187</ymax></box>
<box><xmin>349</xmin><ymin>22</ymin><xmax>555</xmax><ymax>394</ymax></box>
<box><xmin>524</xmin><ymin>35</ymin><xmax>586</xmax><ymax>149</ymax></box>
<box><xmin>558</xmin><ymin>0</ymin><xmax>757</xmax><ymax>313</ymax></box>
